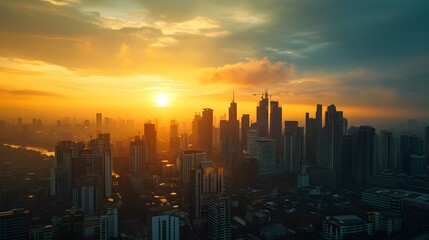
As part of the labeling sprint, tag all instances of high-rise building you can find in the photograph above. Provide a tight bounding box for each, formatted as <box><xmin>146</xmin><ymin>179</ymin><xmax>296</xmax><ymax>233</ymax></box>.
<box><xmin>220</xmin><ymin>120</ymin><xmax>233</xmax><ymax>174</ymax></box>
<box><xmin>256</xmin><ymin>92</ymin><xmax>269</xmax><ymax>138</ymax></box>
<box><xmin>379</xmin><ymin>130</ymin><xmax>397</xmax><ymax>169</ymax></box>
<box><xmin>96</xmin><ymin>113</ymin><xmax>102</xmax><ymax>132</ymax></box>
<box><xmin>100</xmin><ymin>208</ymin><xmax>118</xmax><ymax>240</ymax></box>
<box><xmin>190</xmin><ymin>161</ymin><xmax>224</xmax><ymax>218</ymax></box>
<box><xmin>198</xmin><ymin>108</ymin><xmax>214</xmax><ymax>159</ymax></box>
<box><xmin>356</xmin><ymin>126</ymin><xmax>377</xmax><ymax>187</ymax></box>
<box><xmin>129</xmin><ymin>136</ymin><xmax>146</xmax><ymax>174</ymax></box>
<box><xmin>179</xmin><ymin>150</ymin><xmax>207</xmax><ymax>184</ymax></box>
<box><xmin>399</xmin><ymin>134</ymin><xmax>423</xmax><ymax>175</ymax></box>
<box><xmin>150</xmin><ymin>214</ymin><xmax>180</xmax><ymax>240</ymax></box>
<box><xmin>270</xmin><ymin>101</ymin><xmax>282</xmax><ymax>162</ymax></box>
<box><xmin>52</xmin><ymin>134</ymin><xmax>112</xmax><ymax>214</ymax></box>
<box><xmin>247</xmin><ymin>129</ymin><xmax>259</xmax><ymax>157</ymax></box>
<box><xmin>228</xmin><ymin>93</ymin><xmax>240</xmax><ymax>151</ymax></box>
<box><xmin>145</xmin><ymin>122</ymin><xmax>157</xmax><ymax>164</ymax></box>
<box><xmin>411</xmin><ymin>155</ymin><xmax>427</xmax><ymax>177</ymax></box>
<box><xmin>315</xmin><ymin>105</ymin><xmax>345</xmax><ymax>185</ymax></box>
<box><xmin>283</xmin><ymin>121</ymin><xmax>304</xmax><ymax>173</ymax></box>
<box><xmin>241</xmin><ymin>114</ymin><xmax>250</xmax><ymax>151</ymax></box>
<box><xmin>52</xmin><ymin>141</ymin><xmax>85</xmax><ymax>201</ymax></box>
<box><xmin>170</xmin><ymin>120</ymin><xmax>181</xmax><ymax>165</ymax></box>
<box><xmin>191</xmin><ymin>113</ymin><xmax>201</xmax><ymax>149</ymax></box>
<box><xmin>425</xmin><ymin>126</ymin><xmax>429</xmax><ymax>170</ymax></box>
<box><xmin>208</xmin><ymin>196</ymin><xmax>231</xmax><ymax>240</ymax></box>
<box><xmin>305</xmin><ymin>104</ymin><xmax>322</xmax><ymax>165</ymax></box>
<box><xmin>255</xmin><ymin>138</ymin><xmax>276</xmax><ymax>175</ymax></box>
<box><xmin>0</xmin><ymin>208</ymin><xmax>29</xmax><ymax>240</ymax></box>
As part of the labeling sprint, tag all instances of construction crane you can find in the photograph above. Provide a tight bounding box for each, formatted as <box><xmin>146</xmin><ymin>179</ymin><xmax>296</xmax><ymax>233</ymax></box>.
<box><xmin>252</xmin><ymin>89</ymin><xmax>269</xmax><ymax>99</ymax></box>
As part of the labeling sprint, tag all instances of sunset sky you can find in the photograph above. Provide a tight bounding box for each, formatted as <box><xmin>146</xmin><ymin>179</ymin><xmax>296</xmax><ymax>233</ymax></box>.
<box><xmin>1</xmin><ymin>0</ymin><xmax>428</xmax><ymax>125</ymax></box>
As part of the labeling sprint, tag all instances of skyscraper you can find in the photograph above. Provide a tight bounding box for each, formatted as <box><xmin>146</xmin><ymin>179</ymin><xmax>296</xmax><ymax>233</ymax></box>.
<box><xmin>241</xmin><ymin>114</ymin><xmax>250</xmax><ymax>151</ymax></box>
<box><xmin>198</xmin><ymin>108</ymin><xmax>213</xmax><ymax>159</ymax></box>
<box><xmin>190</xmin><ymin>161</ymin><xmax>224</xmax><ymax>218</ymax></box>
<box><xmin>379</xmin><ymin>130</ymin><xmax>397</xmax><ymax>169</ymax></box>
<box><xmin>255</xmin><ymin>138</ymin><xmax>276</xmax><ymax>175</ymax></box>
<box><xmin>305</xmin><ymin>104</ymin><xmax>322</xmax><ymax>165</ymax></box>
<box><xmin>145</xmin><ymin>122</ymin><xmax>157</xmax><ymax>164</ymax></box>
<box><xmin>270</xmin><ymin>101</ymin><xmax>282</xmax><ymax>162</ymax></box>
<box><xmin>100</xmin><ymin>208</ymin><xmax>118</xmax><ymax>240</ymax></box>
<box><xmin>208</xmin><ymin>196</ymin><xmax>231</xmax><ymax>240</ymax></box>
<box><xmin>256</xmin><ymin>92</ymin><xmax>269</xmax><ymax>137</ymax></box>
<box><xmin>96</xmin><ymin>113</ymin><xmax>102</xmax><ymax>132</ymax></box>
<box><xmin>150</xmin><ymin>214</ymin><xmax>180</xmax><ymax>240</ymax></box>
<box><xmin>0</xmin><ymin>208</ymin><xmax>29</xmax><ymax>240</ymax></box>
<box><xmin>129</xmin><ymin>136</ymin><xmax>146</xmax><ymax>173</ymax></box>
<box><xmin>179</xmin><ymin>150</ymin><xmax>207</xmax><ymax>184</ymax></box>
<box><xmin>228</xmin><ymin>93</ymin><xmax>240</xmax><ymax>151</ymax></box>
<box><xmin>424</xmin><ymin>126</ymin><xmax>429</xmax><ymax>170</ymax></box>
<box><xmin>356</xmin><ymin>126</ymin><xmax>377</xmax><ymax>186</ymax></box>
<box><xmin>283</xmin><ymin>121</ymin><xmax>304</xmax><ymax>173</ymax></box>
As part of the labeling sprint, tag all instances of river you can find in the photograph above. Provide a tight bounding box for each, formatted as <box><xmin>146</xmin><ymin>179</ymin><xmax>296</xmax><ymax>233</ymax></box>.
<box><xmin>2</xmin><ymin>143</ymin><xmax>55</xmax><ymax>156</ymax></box>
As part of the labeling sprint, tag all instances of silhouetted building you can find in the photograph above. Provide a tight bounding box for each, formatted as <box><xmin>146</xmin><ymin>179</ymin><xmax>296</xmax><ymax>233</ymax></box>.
<box><xmin>208</xmin><ymin>196</ymin><xmax>231</xmax><ymax>240</ymax></box>
<box><xmin>170</xmin><ymin>120</ymin><xmax>181</xmax><ymax>166</ymax></box>
<box><xmin>228</xmin><ymin>93</ymin><xmax>240</xmax><ymax>151</ymax></box>
<box><xmin>241</xmin><ymin>114</ymin><xmax>250</xmax><ymax>151</ymax></box>
<box><xmin>256</xmin><ymin>92</ymin><xmax>269</xmax><ymax>138</ymax></box>
<box><xmin>145</xmin><ymin>122</ymin><xmax>157</xmax><ymax>164</ymax></box>
<box><xmin>270</xmin><ymin>101</ymin><xmax>282</xmax><ymax>162</ymax></box>
<box><xmin>247</xmin><ymin>129</ymin><xmax>259</xmax><ymax>157</ymax></box>
<box><xmin>283</xmin><ymin>121</ymin><xmax>304</xmax><ymax>173</ymax></box>
<box><xmin>52</xmin><ymin>141</ymin><xmax>85</xmax><ymax>201</ymax></box>
<box><xmin>399</xmin><ymin>134</ymin><xmax>422</xmax><ymax>175</ymax></box>
<box><xmin>191</xmin><ymin>113</ymin><xmax>201</xmax><ymax>149</ymax></box>
<box><xmin>96</xmin><ymin>113</ymin><xmax>102</xmax><ymax>132</ymax></box>
<box><xmin>305</xmin><ymin>104</ymin><xmax>322</xmax><ymax>165</ymax></box>
<box><xmin>255</xmin><ymin>138</ymin><xmax>276</xmax><ymax>175</ymax></box>
<box><xmin>53</xmin><ymin>208</ymin><xmax>84</xmax><ymax>240</ymax></box>
<box><xmin>0</xmin><ymin>208</ymin><xmax>29</xmax><ymax>240</ymax></box>
<box><xmin>356</xmin><ymin>126</ymin><xmax>377</xmax><ymax>187</ymax></box>
<box><xmin>129</xmin><ymin>135</ymin><xmax>146</xmax><ymax>173</ymax></box>
<box><xmin>425</xmin><ymin>126</ymin><xmax>429</xmax><ymax>171</ymax></box>
<box><xmin>179</xmin><ymin>150</ymin><xmax>207</xmax><ymax>184</ymax></box>
<box><xmin>198</xmin><ymin>108</ymin><xmax>214</xmax><ymax>160</ymax></box>
<box><xmin>190</xmin><ymin>161</ymin><xmax>224</xmax><ymax>218</ymax></box>
<box><xmin>379</xmin><ymin>130</ymin><xmax>397</xmax><ymax>169</ymax></box>
<box><xmin>315</xmin><ymin>105</ymin><xmax>346</xmax><ymax>188</ymax></box>
<box><xmin>411</xmin><ymin>155</ymin><xmax>427</xmax><ymax>177</ymax></box>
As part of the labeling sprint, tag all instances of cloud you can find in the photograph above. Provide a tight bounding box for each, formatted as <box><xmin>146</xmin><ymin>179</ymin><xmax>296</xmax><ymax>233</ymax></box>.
<box><xmin>200</xmin><ymin>58</ymin><xmax>295</xmax><ymax>86</ymax></box>
<box><xmin>0</xmin><ymin>88</ymin><xmax>68</xmax><ymax>98</ymax></box>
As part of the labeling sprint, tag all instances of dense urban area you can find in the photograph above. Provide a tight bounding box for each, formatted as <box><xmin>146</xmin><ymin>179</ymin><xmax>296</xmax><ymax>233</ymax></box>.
<box><xmin>1</xmin><ymin>93</ymin><xmax>429</xmax><ymax>240</ymax></box>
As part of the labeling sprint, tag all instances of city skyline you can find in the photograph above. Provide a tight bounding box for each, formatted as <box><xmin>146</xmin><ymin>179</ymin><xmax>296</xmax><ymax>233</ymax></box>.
<box><xmin>1</xmin><ymin>0</ymin><xmax>429</xmax><ymax>123</ymax></box>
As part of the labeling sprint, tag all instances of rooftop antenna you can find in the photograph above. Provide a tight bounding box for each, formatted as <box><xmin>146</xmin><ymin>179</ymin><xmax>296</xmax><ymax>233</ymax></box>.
<box><xmin>232</xmin><ymin>91</ymin><xmax>235</xmax><ymax>103</ymax></box>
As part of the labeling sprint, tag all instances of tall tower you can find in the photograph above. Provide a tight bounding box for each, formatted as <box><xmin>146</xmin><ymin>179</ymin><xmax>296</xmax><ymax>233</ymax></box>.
<box><xmin>379</xmin><ymin>130</ymin><xmax>397</xmax><ymax>169</ymax></box>
<box><xmin>270</xmin><ymin>101</ymin><xmax>282</xmax><ymax>161</ymax></box>
<box><xmin>0</xmin><ymin>208</ymin><xmax>29</xmax><ymax>240</ymax></box>
<box><xmin>241</xmin><ymin>114</ymin><xmax>250</xmax><ymax>151</ymax></box>
<box><xmin>198</xmin><ymin>108</ymin><xmax>214</xmax><ymax>159</ymax></box>
<box><xmin>228</xmin><ymin>92</ymin><xmax>240</xmax><ymax>151</ymax></box>
<box><xmin>208</xmin><ymin>196</ymin><xmax>231</xmax><ymax>240</ymax></box>
<box><xmin>129</xmin><ymin>136</ymin><xmax>146</xmax><ymax>173</ymax></box>
<box><xmin>96</xmin><ymin>113</ymin><xmax>102</xmax><ymax>132</ymax></box>
<box><xmin>179</xmin><ymin>150</ymin><xmax>207</xmax><ymax>184</ymax></box>
<box><xmin>190</xmin><ymin>161</ymin><xmax>224</xmax><ymax>218</ymax></box>
<box><xmin>144</xmin><ymin>122</ymin><xmax>157</xmax><ymax>164</ymax></box>
<box><xmin>356</xmin><ymin>126</ymin><xmax>377</xmax><ymax>186</ymax></box>
<box><xmin>256</xmin><ymin>92</ymin><xmax>269</xmax><ymax>138</ymax></box>
<box><xmin>424</xmin><ymin>126</ymin><xmax>429</xmax><ymax>170</ymax></box>
<box><xmin>283</xmin><ymin>121</ymin><xmax>304</xmax><ymax>173</ymax></box>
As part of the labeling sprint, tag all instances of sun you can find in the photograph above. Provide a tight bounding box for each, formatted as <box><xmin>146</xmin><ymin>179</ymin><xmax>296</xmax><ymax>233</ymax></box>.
<box><xmin>154</xmin><ymin>92</ymin><xmax>170</xmax><ymax>108</ymax></box>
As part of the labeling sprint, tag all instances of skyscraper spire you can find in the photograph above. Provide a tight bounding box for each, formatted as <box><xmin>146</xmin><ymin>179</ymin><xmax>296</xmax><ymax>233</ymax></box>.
<box><xmin>232</xmin><ymin>91</ymin><xmax>235</xmax><ymax>103</ymax></box>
